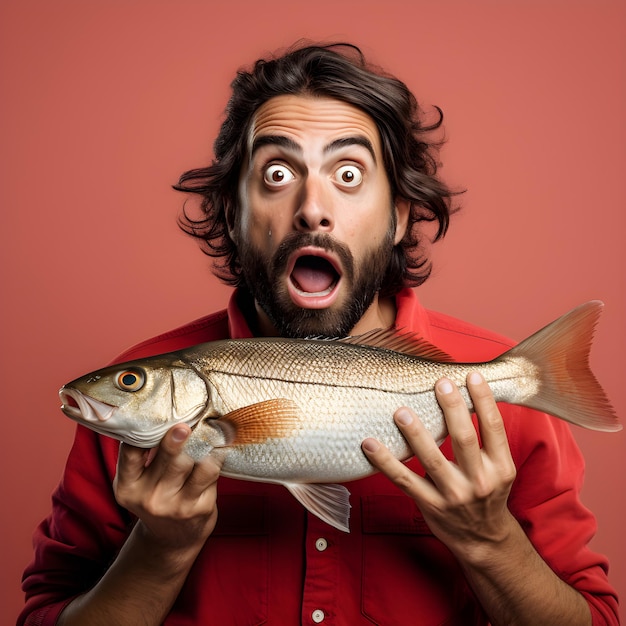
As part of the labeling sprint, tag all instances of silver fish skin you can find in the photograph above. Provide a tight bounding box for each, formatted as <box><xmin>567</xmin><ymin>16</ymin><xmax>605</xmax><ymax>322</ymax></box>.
<box><xmin>59</xmin><ymin>301</ymin><xmax>620</xmax><ymax>531</ymax></box>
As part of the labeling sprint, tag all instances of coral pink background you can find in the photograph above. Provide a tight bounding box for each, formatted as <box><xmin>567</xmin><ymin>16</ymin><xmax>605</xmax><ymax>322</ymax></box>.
<box><xmin>2</xmin><ymin>1</ymin><xmax>624</xmax><ymax>622</ymax></box>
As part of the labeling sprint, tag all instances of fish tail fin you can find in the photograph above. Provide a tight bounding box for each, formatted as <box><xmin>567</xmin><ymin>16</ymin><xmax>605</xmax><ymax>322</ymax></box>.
<box><xmin>504</xmin><ymin>301</ymin><xmax>621</xmax><ymax>432</ymax></box>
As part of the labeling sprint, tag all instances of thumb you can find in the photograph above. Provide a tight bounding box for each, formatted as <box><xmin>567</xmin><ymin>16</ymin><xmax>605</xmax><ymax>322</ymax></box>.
<box><xmin>158</xmin><ymin>423</ymin><xmax>192</xmax><ymax>458</ymax></box>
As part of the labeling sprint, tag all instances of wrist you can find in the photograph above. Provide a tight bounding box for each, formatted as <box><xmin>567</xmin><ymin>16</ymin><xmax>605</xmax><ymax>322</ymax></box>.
<box><xmin>449</xmin><ymin>511</ymin><xmax>526</xmax><ymax>571</ymax></box>
<box><xmin>128</xmin><ymin>519</ymin><xmax>211</xmax><ymax>576</ymax></box>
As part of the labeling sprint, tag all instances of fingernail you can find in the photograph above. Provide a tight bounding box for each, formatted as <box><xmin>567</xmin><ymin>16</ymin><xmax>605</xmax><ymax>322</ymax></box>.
<box><xmin>395</xmin><ymin>408</ymin><xmax>414</xmax><ymax>425</ymax></box>
<box><xmin>144</xmin><ymin>447</ymin><xmax>158</xmax><ymax>468</ymax></box>
<box><xmin>362</xmin><ymin>438</ymin><xmax>380</xmax><ymax>453</ymax></box>
<box><xmin>468</xmin><ymin>371</ymin><xmax>483</xmax><ymax>385</ymax></box>
<box><xmin>171</xmin><ymin>427</ymin><xmax>189</xmax><ymax>443</ymax></box>
<box><xmin>437</xmin><ymin>379</ymin><xmax>454</xmax><ymax>395</ymax></box>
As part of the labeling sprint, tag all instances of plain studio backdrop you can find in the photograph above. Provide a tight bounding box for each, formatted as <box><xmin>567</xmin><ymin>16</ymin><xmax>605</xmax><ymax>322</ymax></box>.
<box><xmin>1</xmin><ymin>1</ymin><xmax>624</xmax><ymax>622</ymax></box>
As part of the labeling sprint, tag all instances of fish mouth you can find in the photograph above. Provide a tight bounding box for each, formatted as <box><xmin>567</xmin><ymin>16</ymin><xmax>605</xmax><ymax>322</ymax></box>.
<box><xmin>286</xmin><ymin>247</ymin><xmax>343</xmax><ymax>309</ymax></box>
<box><xmin>60</xmin><ymin>387</ymin><xmax>117</xmax><ymax>423</ymax></box>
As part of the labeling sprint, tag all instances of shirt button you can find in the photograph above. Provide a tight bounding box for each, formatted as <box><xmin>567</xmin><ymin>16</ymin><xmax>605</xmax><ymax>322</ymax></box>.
<box><xmin>315</xmin><ymin>538</ymin><xmax>328</xmax><ymax>552</ymax></box>
<box><xmin>312</xmin><ymin>609</ymin><xmax>325</xmax><ymax>623</ymax></box>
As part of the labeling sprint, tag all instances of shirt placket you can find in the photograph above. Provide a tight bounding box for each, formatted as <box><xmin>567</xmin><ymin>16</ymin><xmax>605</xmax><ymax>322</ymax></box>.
<box><xmin>302</xmin><ymin>515</ymin><xmax>341</xmax><ymax>625</ymax></box>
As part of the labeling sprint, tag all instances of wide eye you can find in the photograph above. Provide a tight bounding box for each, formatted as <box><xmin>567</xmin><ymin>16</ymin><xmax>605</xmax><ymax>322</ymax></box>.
<box><xmin>263</xmin><ymin>164</ymin><xmax>295</xmax><ymax>186</ymax></box>
<box><xmin>115</xmin><ymin>369</ymin><xmax>145</xmax><ymax>392</ymax></box>
<box><xmin>334</xmin><ymin>164</ymin><xmax>363</xmax><ymax>187</ymax></box>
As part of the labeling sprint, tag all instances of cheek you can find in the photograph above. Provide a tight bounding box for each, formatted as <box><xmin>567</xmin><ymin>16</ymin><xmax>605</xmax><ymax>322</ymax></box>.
<box><xmin>344</xmin><ymin>228</ymin><xmax>380</xmax><ymax>267</ymax></box>
<box><xmin>238</xmin><ymin>179</ymin><xmax>274</xmax><ymax>239</ymax></box>
<box><xmin>240</xmin><ymin>203</ymin><xmax>288</xmax><ymax>254</ymax></box>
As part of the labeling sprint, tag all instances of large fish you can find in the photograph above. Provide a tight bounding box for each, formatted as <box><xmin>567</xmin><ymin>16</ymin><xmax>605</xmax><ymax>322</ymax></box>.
<box><xmin>60</xmin><ymin>301</ymin><xmax>620</xmax><ymax>531</ymax></box>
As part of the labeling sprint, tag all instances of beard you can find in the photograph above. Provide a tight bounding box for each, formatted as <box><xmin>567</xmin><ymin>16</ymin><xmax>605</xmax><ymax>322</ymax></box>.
<box><xmin>237</xmin><ymin>217</ymin><xmax>397</xmax><ymax>339</ymax></box>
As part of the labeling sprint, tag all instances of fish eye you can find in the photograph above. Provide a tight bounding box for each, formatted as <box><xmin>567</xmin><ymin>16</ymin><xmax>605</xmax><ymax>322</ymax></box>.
<box><xmin>115</xmin><ymin>369</ymin><xmax>145</xmax><ymax>392</ymax></box>
<box><xmin>263</xmin><ymin>164</ymin><xmax>295</xmax><ymax>186</ymax></box>
<box><xmin>334</xmin><ymin>164</ymin><xmax>362</xmax><ymax>187</ymax></box>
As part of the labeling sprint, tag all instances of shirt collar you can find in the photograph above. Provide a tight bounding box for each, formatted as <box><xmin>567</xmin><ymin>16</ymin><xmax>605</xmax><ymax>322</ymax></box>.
<box><xmin>227</xmin><ymin>289</ymin><xmax>255</xmax><ymax>339</ymax></box>
<box><xmin>393</xmin><ymin>288</ymin><xmax>433</xmax><ymax>342</ymax></box>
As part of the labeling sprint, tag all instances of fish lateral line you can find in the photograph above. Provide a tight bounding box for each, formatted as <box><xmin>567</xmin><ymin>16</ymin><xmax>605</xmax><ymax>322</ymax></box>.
<box><xmin>208</xmin><ymin>369</ymin><xmax>442</xmax><ymax>394</ymax></box>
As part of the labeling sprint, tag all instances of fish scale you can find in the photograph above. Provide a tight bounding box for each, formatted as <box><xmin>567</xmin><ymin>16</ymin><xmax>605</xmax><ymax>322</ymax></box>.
<box><xmin>194</xmin><ymin>364</ymin><xmax>485</xmax><ymax>481</ymax></box>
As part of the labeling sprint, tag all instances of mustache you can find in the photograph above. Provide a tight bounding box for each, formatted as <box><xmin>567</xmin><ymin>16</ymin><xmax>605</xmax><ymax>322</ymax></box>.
<box><xmin>271</xmin><ymin>232</ymin><xmax>355</xmax><ymax>280</ymax></box>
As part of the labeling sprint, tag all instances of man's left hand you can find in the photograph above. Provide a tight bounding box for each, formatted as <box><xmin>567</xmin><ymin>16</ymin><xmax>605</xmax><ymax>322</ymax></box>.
<box><xmin>362</xmin><ymin>372</ymin><xmax>518</xmax><ymax>563</ymax></box>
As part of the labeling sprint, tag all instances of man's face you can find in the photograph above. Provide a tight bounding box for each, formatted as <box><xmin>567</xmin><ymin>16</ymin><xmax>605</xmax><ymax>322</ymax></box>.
<box><xmin>234</xmin><ymin>95</ymin><xmax>408</xmax><ymax>338</ymax></box>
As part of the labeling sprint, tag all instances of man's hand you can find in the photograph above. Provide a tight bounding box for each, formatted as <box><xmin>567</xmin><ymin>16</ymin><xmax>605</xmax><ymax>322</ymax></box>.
<box><xmin>362</xmin><ymin>372</ymin><xmax>592</xmax><ymax>625</ymax></box>
<box><xmin>362</xmin><ymin>371</ymin><xmax>517</xmax><ymax>562</ymax></box>
<box><xmin>114</xmin><ymin>423</ymin><xmax>221</xmax><ymax>552</ymax></box>
<box><xmin>59</xmin><ymin>425</ymin><xmax>222</xmax><ymax>625</ymax></box>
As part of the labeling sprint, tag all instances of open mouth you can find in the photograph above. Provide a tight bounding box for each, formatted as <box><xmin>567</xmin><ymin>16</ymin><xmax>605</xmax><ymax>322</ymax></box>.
<box><xmin>291</xmin><ymin>256</ymin><xmax>339</xmax><ymax>294</ymax></box>
<box><xmin>287</xmin><ymin>248</ymin><xmax>342</xmax><ymax>308</ymax></box>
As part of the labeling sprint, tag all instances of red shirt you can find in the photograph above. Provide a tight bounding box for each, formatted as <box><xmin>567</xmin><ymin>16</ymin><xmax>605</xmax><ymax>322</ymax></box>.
<box><xmin>19</xmin><ymin>289</ymin><xmax>618</xmax><ymax>625</ymax></box>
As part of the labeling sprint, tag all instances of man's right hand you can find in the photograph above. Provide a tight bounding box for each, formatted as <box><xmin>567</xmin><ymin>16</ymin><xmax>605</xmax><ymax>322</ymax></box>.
<box><xmin>114</xmin><ymin>423</ymin><xmax>221</xmax><ymax>552</ymax></box>
<box><xmin>58</xmin><ymin>425</ymin><xmax>220</xmax><ymax>625</ymax></box>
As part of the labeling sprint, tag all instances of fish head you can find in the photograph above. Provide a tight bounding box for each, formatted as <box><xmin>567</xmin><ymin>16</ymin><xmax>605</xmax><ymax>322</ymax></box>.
<box><xmin>59</xmin><ymin>355</ymin><xmax>209</xmax><ymax>447</ymax></box>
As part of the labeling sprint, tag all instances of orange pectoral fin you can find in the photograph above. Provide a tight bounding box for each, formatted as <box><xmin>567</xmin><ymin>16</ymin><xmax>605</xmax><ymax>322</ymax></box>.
<box><xmin>221</xmin><ymin>398</ymin><xmax>303</xmax><ymax>445</ymax></box>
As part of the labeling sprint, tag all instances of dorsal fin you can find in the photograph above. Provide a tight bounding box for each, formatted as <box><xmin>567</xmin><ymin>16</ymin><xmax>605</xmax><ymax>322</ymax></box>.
<box><xmin>339</xmin><ymin>327</ymin><xmax>454</xmax><ymax>362</ymax></box>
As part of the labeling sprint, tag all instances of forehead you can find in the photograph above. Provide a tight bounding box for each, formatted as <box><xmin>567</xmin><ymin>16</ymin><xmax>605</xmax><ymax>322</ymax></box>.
<box><xmin>248</xmin><ymin>95</ymin><xmax>383</xmax><ymax>155</ymax></box>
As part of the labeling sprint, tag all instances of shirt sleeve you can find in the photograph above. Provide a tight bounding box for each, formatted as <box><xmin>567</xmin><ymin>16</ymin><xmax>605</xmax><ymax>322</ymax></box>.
<box><xmin>18</xmin><ymin>426</ymin><xmax>128</xmax><ymax>626</ymax></box>
<box><xmin>503</xmin><ymin>405</ymin><xmax>619</xmax><ymax>625</ymax></box>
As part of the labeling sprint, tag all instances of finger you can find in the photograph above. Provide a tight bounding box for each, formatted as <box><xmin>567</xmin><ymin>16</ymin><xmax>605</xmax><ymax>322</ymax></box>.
<box><xmin>160</xmin><ymin>424</ymin><xmax>193</xmax><ymax>454</ymax></box>
<box><xmin>153</xmin><ymin>426</ymin><xmax>224</xmax><ymax>502</ymax></box>
<box><xmin>362</xmin><ymin>416</ymin><xmax>440</xmax><ymax>502</ymax></box>
<box><xmin>116</xmin><ymin>441</ymin><xmax>154</xmax><ymax>484</ymax></box>
<box><xmin>115</xmin><ymin>426</ymin><xmax>194</xmax><ymax>496</ymax></box>
<box><xmin>466</xmin><ymin>371</ymin><xmax>513</xmax><ymax>464</ymax></box>
<box><xmin>435</xmin><ymin>378</ymin><xmax>483</xmax><ymax>477</ymax></box>
<box><xmin>395</xmin><ymin>407</ymin><xmax>451</xmax><ymax>478</ymax></box>
<box><xmin>148</xmin><ymin>424</ymin><xmax>195</xmax><ymax>483</ymax></box>
<box><xmin>180</xmin><ymin>454</ymin><xmax>222</xmax><ymax>500</ymax></box>
<box><xmin>143</xmin><ymin>447</ymin><xmax>159</xmax><ymax>468</ymax></box>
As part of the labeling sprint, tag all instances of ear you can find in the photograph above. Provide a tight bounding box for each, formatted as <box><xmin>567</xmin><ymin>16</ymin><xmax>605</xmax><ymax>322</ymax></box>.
<box><xmin>393</xmin><ymin>197</ymin><xmax>410</xmax><ymax>245</ymax></box>
<box><xmin>225</xmin><ymin>201</ymin><xmax>238</xmax><ymax>243</ymax></box>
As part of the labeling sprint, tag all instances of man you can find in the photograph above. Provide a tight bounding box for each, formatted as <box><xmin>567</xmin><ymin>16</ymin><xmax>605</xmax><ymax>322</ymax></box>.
<box><xmin>20</xmin><ymin>43</ymin><xmax>618</xmax><ymax>625</ymax></box>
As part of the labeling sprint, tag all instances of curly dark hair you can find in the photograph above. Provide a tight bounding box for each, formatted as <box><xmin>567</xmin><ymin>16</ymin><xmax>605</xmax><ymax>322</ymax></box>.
<box><xmin>175</xmin><ymin>42</ymin><xmax>459</xmax><ymax>297</ymax></box>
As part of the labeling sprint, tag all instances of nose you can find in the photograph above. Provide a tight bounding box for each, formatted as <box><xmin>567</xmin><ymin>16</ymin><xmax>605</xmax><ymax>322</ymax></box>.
<box><xmin>293</xmin><ymin>176</ymin><xmax>333</xmax><ymax>232</ymax></box>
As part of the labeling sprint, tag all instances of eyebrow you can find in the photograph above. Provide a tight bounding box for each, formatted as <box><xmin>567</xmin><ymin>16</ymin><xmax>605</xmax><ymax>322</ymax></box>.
<box><xmin>250</xmin><ymin>135</ymin><xmax>377</xmax><ymax>163</ymax></box>
<box><xmin>251</xmin><ymin>135</ymin><xmax>301</xmax><ymax>157</ymax></box>
<box><xmin>325</xmin><ymin>137</ymin><xmax>377</xmax><ymax>162</ymax></box>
